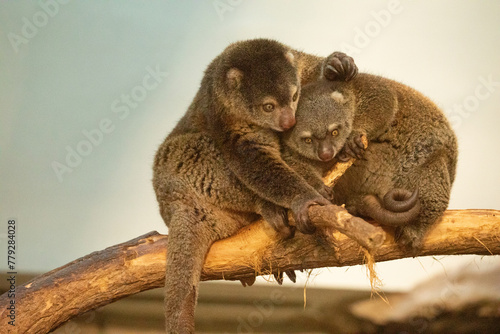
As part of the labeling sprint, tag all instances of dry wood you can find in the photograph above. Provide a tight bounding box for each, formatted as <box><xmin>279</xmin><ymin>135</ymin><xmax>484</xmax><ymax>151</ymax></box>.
<box><xmin>306</xmin><ymin>135</ymin><xmax>384</xmax><ymax>251</ymax></box>
<box><xmin>1</xmin><ymin>136</ymin><xmax>498</xmax><ymax>333</ymax></box>
<box><xmin>1</xmin><ymin>209</ymin><xmax>498</xmax><ymax>333</ymax></box>
<box><xmin>321</xmin><ymin>135</ymin><xmax>368</xmax><ymax>187</ymax></box>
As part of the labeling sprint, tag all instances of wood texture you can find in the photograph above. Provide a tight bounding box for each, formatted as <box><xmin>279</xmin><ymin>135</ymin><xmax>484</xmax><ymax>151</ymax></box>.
<box><xmin>1</xmin><ymin>136</ymin><xmax>498</xmax><ymax>333</ymax></box>
<box><xmin>0</xmin><ymin>209</ymin><xmax>499</xmax><ymax>333</ymax></box>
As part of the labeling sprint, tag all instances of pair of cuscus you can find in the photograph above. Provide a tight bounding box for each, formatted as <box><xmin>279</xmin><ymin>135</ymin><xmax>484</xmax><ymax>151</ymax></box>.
<box><xmin>153</xmin><ymin>38</ymin><xmax>457</xmax><ymax>333</ymax></box>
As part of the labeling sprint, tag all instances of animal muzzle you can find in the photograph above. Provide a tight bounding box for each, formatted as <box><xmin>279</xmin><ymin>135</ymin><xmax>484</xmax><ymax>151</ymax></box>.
<box><xmin>318</xmin><ymin>145</ymin><xmax>335</xmax><ymax>161</ymax></box>
<box><xmin>278</xmin><ymin>106</ymin><xmax>296</xmax><ymax>131</ymax></box>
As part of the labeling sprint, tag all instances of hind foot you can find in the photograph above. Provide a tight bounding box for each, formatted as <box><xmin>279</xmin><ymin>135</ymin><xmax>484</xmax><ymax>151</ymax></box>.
<box><xmin>395</xmin><ymin>225</ymin><xmax>427</xmax><ymax>256</ymax></box>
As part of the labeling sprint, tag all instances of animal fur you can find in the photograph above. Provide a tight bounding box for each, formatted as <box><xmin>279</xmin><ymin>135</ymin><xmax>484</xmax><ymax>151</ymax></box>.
<box><xmin>281</xmin><ymin>71</ymin><xmax>458</xmax><ymax>253</ymax></box>
<box><xmin>152</xmin><ymin>38</ymin><xmax>357</xmax><ymax>333</ymax></box>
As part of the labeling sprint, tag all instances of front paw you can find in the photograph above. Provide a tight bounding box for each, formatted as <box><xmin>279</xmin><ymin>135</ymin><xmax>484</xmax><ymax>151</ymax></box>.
<box><xmin>292</xmin><ymin>196</ymin><xmax>331</xmax><ymax>234</ymax></box>
<box><xmin>319</xmin><ymin>185</ymin><xmax>334</xmax><ymax>202</ymax></box>
<box><xmin>323</xmin><ymin>52</ymin><xmax>358</xmax><ymax>82</ymax></box>
<box><xmin>261</xmin><ymin>205</ymin><xmax>296</xmax><ymax>240</ymax></box>
<box><xmin>340</xmin><ymin>130</ymin><xmax>366</xmax><ymax>160</ymax></box>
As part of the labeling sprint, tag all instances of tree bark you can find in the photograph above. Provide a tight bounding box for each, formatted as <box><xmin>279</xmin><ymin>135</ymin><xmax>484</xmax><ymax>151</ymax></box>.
<box><xmin>0</xmin><ymin>209</ymin><xmax>499</xmax><ymax>333</ymax></box>
<box><xmin>2</xmin><ymin>137</ymin><xmax>498</xmax><ymax>333</ymax></box>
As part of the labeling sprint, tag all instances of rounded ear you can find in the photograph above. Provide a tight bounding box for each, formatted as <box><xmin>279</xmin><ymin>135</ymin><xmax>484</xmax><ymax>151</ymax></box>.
<box><xmin>226</xmin><ymin>68</ymin><xmax>243</xmax><ymax>89</ymax></box>
<box><xmin>330</xmin><ymin>91</ymin><xmax>346</xmax><ymax>104</ymax></box>
<box><xmin>285</xmin><ymin>51</ymin><xmax>295</xmax><ymax>64</ymax></box>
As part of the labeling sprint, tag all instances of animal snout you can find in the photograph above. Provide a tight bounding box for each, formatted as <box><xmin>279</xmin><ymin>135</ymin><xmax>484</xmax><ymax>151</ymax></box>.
<box><xmin>319</xmin><ymin>147</ymin><xmax>335</xmax><ymax>161</ymax></box>
<box><xmin>278</xmin><ymin>106</ymin><xmax>296</xmax><ymax>130</ymax></box>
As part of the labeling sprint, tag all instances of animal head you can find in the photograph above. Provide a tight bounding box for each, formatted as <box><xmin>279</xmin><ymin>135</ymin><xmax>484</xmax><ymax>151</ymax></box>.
<box><xmin>217</xmin><ymin>39</ymin><xmax>300</xmax><ymax>132</ymax></box>
<box><xmin>283</xmin><ymin>80</ymin><xmax>354</xmax><ymax>162</ymax></box>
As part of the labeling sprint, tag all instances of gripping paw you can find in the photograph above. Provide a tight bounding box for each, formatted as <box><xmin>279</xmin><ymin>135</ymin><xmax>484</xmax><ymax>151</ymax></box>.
<box><xmin>319</xmin><ymin>185</ymin><xmax>335</xmax><ymax>202</ymax></box>
<box><xmin>339</xmin><ymin>131</ymin><xmax>366</xmax><ymax>160</ymax></box>
<box><xmin>323</xmin><ymin>52</ymin><xmax>358</xmax><ymax>82</ymax></box>
<box><xmin>292</xmin><ymin>196</ymin><xmax>331</xmax><ymax>234</ymax></box>
<box><xmin>262</xmin><ymin>205</ymin><xmax>296</xmax><ymax>240</ymax></box>
<box><xmin>394</xmin><ymin>225</ymin><xmax>425</xmax><ymax>256</ymax></box>
<box><xmin>274</xmin><ymin>270</ymin><xmax>297</xmax><ymax>285</ymax></box>
<box><xmin>239</xmin><ymin>275</ymin><xmax>256</xmax><ymax>287</ymax></box>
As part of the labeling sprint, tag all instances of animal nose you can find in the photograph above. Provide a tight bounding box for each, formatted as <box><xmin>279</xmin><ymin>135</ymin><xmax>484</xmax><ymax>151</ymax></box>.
<box><xmin>279</xmin><ymin>106</ymin><xmax>296</xmax><ymax>130</ymax></box>
<box><xmin>319</xmin><ymin>147</ymin><xmax>334</xmax><ymax>161</ymax></box>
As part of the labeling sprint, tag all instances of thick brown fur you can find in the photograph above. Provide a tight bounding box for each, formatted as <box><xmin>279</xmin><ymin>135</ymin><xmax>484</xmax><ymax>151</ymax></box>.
<box><xmin>152</xmin><ymin>38</ymin><xmax>357</xmax><ymax>333</ymax></box>
<box><xmin>282</xmin><ymin>70</ymin><xmax>458</xmax><ymax>253</ymax></box>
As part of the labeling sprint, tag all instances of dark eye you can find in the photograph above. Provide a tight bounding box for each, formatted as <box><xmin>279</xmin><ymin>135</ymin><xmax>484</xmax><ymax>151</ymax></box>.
<box><xmin>262</xmin><ymin>103</ymin><xmax>275</xmax><ymax>112</ymax></box>
<box><xmin>292</xmin><ymin>91</ymin><xmax>298</xmax><ymax>102</ymax></box>
<box><xmin>331</xmin><ymin>129</ymin><xmax>339</xmax><ymax>136</ymax></box>
<box><xmin>303</xmin><ymin>138</ymin><xmax>312</xmax><ymax>144</ymax></box>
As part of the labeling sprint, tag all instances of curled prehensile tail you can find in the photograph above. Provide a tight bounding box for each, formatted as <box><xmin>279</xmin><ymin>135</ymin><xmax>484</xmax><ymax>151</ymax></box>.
<box><xmin>361</xmin><ymin>188</ymin><xmax>420</xmax><ymax>226</ymax></box>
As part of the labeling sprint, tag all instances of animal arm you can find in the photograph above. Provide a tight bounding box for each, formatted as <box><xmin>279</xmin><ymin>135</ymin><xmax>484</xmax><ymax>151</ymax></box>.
<box><xmin>1</xmin><ymin>210</ymin><xmax>499</xmax><ymax>333</ymax></box>
<box><xmin>2</xmin><ymin>140</ymin><xmax>498</xmax><ymax>333</ymax></box>
<box><xmin>228</xmin><ymin>133</ymin><xmax>320</xmax><ymax>207</ymax></box>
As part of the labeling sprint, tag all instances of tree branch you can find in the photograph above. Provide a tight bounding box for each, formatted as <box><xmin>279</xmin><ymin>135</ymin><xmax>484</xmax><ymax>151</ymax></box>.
<box><xmin>1</xmin><ymin>136</ymin><xmax>498</xmax><ymax>333</ymax></box>
<box><xmin>1</xmin><ymin>209</ymin><xmax>498</xmax><ymax>333</ymax></box>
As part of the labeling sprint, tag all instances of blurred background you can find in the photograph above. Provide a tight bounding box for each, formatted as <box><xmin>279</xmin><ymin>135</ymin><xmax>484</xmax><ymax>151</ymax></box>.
<box><xmin>1</xmin><ymin>0</ymin><xmax>499</xmax><ymax>321</ymax></box>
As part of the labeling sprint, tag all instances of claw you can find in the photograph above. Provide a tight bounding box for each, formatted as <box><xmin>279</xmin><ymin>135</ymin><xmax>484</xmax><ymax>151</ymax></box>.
<box><xmin>293</xmin><ymin>197</ymin><xmax>331</xmax><ymax>235</ymax></box>
<box><xmin>354</xmin><ymin>135</ymin><xmax>365</xmax><ymax>149</ymax></box>
<box><xmin>337</xmin><ymin>151</ymin><xmax>351</xmax><ymax>162</ymax></box>
<box><xmin>346</xmin><ymin>57</ymin><xmax>358</xmax><ymax>81</ymax></box>
<box><xmin>332</xmin><ymin>57</ymin><xmax>346</xmax><ymax>76</ymax></box>
<box><xmin>325</xmin><ymin>64</ymin><xmax>340</xmax><ymax>81</ymax></box>
<box><xmin>341</xmin><ymin>57</ymin><xmax>352</xmax><ymax>80</ymax></box>
<box><xmin>352</xmin><ymin>134</ymin><xmax>366</xmax><ymax>158</ymax></box>
<box><xmin>320</xmin><ymin>185</ymin><xmax>334</xmax><ymax>201</ymax></box>
<box><xmin>240</xmin><ymin>276</ymin><xmax>256</xmax><ymax>287</ymax></box>
<box><xmin>324</xmin><ymin>52</ymin><xmax>358</xmax><ymax>81</ymax></box>
<box><xmin>296</xmin><ymin>218</ymin><xmax>316</xmax><ymax>234</ymax></box>
<box><xmin>353</xmin><ymin>144</ymin><xmax>364</xmax><ymax>159</ymax></box>
<box><xmin>285</xmin><ymin>270</ymin><xmax>297</xmax><ymax>283</ymax></box>
<box><xmin>341</xmin><ymin>132</ymin><xmax>366</xmax><ymax>160</ymax></box>
<box><xmin>343</xmin><ymin>144</ymin><xmax>357</xmax><ymax>159</ymax></box>
<box><xmin>274</xmin><ymin>272</ymin><xmax>284</xmax><ymax>285</ymax></box>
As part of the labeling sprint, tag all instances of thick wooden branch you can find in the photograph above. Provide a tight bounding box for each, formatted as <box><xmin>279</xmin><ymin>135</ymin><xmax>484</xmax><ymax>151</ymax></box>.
<box><xmin>1</xmin><ymin>137</ymin><xmax>498</xmax><ymax>333</ymax></box>
<box><xmin>1</xmin><ymin>209</ymin><xmax>499</xmax><ymax>333</ymax></box>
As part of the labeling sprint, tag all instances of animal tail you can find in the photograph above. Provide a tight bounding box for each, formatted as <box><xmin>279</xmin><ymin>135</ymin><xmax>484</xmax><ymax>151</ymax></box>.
<box><xmin>361</xmin><ymin>188</ymin><xmax>420</xmax><ymax>226</ymax></box>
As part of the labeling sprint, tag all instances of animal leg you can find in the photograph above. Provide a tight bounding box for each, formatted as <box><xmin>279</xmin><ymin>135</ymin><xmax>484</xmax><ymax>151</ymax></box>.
<box><xmin>164</xmin><ymin>202</ymin><xmax>237</xmax><ymax>333</ymax></box>
<box><xmin>395</xmin><ymin>156</ymin><xmax>452</xmax><ymax>254</ymax></box>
